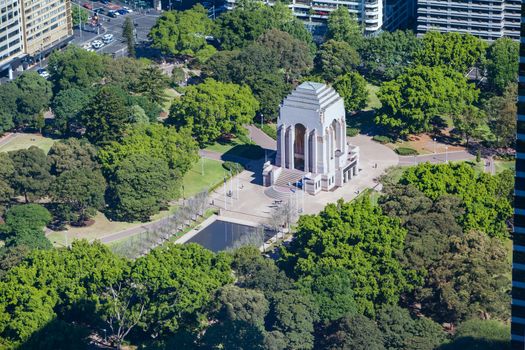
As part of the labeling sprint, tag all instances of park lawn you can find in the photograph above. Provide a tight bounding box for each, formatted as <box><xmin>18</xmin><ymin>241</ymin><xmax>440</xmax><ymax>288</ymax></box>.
<box><xmin>183</xmin><ymin>158</ymin><xmax>226</xmax><ymax>198</ymax></box>
<box><xmin>365</xmin><ymin>83</ymin><xmax>381</xmax><ymax>110</ymax></box>
<box><xmin>161</xmin><ymin>88</ymin><xmax>180</xmax><ymax>117</ymax></box>
<box><xmin>495</xmin><ymin>160</ymin><xmax>515</xmax><ymax>174</ymax></box>
<box><xmin>205</xmin><ymin>138</ymin><xmax>245</xmax><ymax>154</ymax></box>
<box><xmin>0</xmin><ymin>133</ymin><xmax>55</xmax><ymax>154</ymax></box>
<box><xmin>47</xmin><ymin>212</ymin><xmax>139</xmax><ymax>247</ymax></box>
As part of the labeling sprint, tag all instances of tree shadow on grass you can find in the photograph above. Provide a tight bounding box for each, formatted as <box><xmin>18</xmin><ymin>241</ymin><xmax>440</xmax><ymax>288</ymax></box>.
<box><xmin>437</xmin><ymin>336</ymin><xmax>510</xmax><ymax>350</ymax></box>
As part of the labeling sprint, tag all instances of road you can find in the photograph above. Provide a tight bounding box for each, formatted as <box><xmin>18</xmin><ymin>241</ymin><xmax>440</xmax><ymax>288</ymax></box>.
<box><xmin>398</xmin><ymin>150</ymin><xmax>475</xmax><ymax>166</ymax></box>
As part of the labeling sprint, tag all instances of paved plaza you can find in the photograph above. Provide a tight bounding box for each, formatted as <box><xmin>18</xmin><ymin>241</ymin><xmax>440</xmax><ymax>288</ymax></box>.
<box><xmin>210</xmin><ymin>134</ymin><xmax>399</xmax><ymax>226</ymax></box>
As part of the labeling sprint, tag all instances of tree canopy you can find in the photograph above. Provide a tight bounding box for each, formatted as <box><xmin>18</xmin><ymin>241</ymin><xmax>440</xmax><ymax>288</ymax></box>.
<box><xmin>149</xmin><ymin>5</ymin><xmax>216</xmax><ymax>61</ymax></box>
<box><xmin>414</xmin><ymin>31</ymin><xmax>487</xmax><ymax>73</ymax></box>
<box><xmin>376</xmin><ymin>65</ymin><xmax>479</xmax><ymax>135</ymax></box>
<box><xmin>316</xmin><ymin>40</ymin><xmax>360</xmax><ymax>82</ymax></box>
<box><xmin>486</xmin><ymin>37</ymin><xmax>519</xmax><ymax>93</ymax></box>
<box><xmin>326</xmin><ymin>6</ymin><xmax>363</xmax><ymax>49</ymax></box>
<box><xmin>333</xmin><ymin>72</ymin><xmax>368</xmax><ymax>113</ymax></box>
<box><xmin>279</xmin><ymin>198</ymin><xmax>414</xmax><ymax>315</ymax></box>
<box><xmin>169</xmin><ymin>78</ymin><xmax>259</xmax><ymax>145</ymax></box>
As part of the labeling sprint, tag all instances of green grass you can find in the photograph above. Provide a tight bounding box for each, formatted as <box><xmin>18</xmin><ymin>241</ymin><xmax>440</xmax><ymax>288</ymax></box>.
<box><xmin>183</xmin><ymin>158</ymin><xmax>227</xmax><ymax>198</ymax></box>
<box><xmin>205</xmin><ymin>138</ymin><xmax>246</xmax><ymax>154</ymax></box>
<box><xmin>162</xmin><ymin>88</ymin><xmax>180</xmax><ymax>116</ymax></box>
<box><xmin>259</xmin><ymin>123</ymin><xmax>277</xmax><ymax>140</ymax></box>
<box><xmin>495</xmin><ymin>160</ymin><xmax>515</xmax><ymax>174</ymax></box>
<box><xmin>365</xmin><ymin>83</ymin><xmax>381</xmax><ymax>110</ymax></box>
<box><xmin>0</xmin><ymin>133</ymin><xmax>55</xmax><ymax>154</ymax></box>
<box><xmin>205</xmin><ymin>137</ymin><xmax>264</xmax><ymax>160</ymax></box>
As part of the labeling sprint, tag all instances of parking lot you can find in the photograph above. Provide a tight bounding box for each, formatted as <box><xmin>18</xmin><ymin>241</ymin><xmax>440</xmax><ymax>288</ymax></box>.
<box><xmin>71</xmin><ymin>0</ymin><xmax>160</xmax><ymax>57</ymax></box>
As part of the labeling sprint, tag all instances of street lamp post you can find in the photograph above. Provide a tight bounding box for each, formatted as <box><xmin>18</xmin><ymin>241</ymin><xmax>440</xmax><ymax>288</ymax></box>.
<box><xmin>260</xmin><ymin>114</ymin><xmax>264</xmax><ymax>128</ymax></box>
<box><xmin>433</xmin><ymin>138</ymin><xmax>436</xmax><ymax>154</ymax></box>
<box><xmin>445</xmin><ymin>146</ymin><xmax>448</xmax><ymax>163</ymax></box>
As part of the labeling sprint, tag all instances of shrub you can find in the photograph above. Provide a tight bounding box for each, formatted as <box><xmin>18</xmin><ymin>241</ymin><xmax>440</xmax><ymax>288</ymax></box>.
<box><xmin>222</xmin><ymin>161</ymin><xmax>245</xmax><ymax>174</ymax></box>
<box><xmin>346</xmin><ymin>128</ymin><xmax>359</xmax><ymax>137</ymax></box>
<box><xmin>372</xmin><ymin>135</ymin><xmax>392</xmax><ymax>144</ymax></box>
<box><xmin>395</xmin><ymin>147</ymin><xmax>418</xmax><ymax>156</ymax></box>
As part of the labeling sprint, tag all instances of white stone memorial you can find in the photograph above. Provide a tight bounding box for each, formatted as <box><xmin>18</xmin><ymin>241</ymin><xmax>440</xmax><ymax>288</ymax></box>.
<box><xmin>263</xmin><ymin>82</ymin><xmax>360</xmax><ymax>196</ymax></box>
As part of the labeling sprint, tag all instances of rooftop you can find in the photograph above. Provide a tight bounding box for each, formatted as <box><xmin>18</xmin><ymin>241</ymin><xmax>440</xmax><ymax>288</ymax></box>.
<box><xmin>282</xmin><ymin>81</ymin><xmax>343</xmax><ymax>111</ymax></box>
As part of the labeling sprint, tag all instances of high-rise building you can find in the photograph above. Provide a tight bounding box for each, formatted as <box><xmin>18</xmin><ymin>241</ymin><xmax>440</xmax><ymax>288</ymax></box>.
<box><xmin>0</xmin><ymin>0</ymin><xmax>25</xmax><ymax>79</ymax></box>
<box><xmin>417</xmin><ymin>0</ymin><xmax>520</xmax><ymax>41</ymax></box>
<box><xmin>512</xmin><ymin>2</ymin><xmax>525</xmax><ymax>348</ymax></box>
<box><xmin>20</xmin><ymin>0</ymin><xmax>73</xmax><ymax>57</ymax></box>
<box><xmin>384</xmin><ymin>0</ymin><xmax>416</xmax><ymax>31</ymax></box>
<box><xmin>225</xmin><ymin>0</ymin><xmax>387</xmax><ymax>35</ymax></box>
<box><xmin>0</xmin><ymin>0</ymin><xmax>72</xmax><ymax>79</ymax></box>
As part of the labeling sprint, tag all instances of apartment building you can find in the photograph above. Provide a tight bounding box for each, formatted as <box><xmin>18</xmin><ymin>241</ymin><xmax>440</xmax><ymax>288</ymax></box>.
<box><xmin>225</xmin><ymin>0</ymin><xmax>386</xmax><ymax>35</ymax></box>
<box><xmin>417</xmin><ymin>0</ymin><xmax>521</xmax><ymax>41</ymax></box>
<box><xmin>384</xmin><ymin>0</ymin><xmax>416</xmax><ymax>31</ymax></box>
<box><xmin>0</xmin><ymin>0</ymin><xmax>25</xmax><ymax>78</ymax></box>
<box><xmin>0</xmin><ymin>0</ymin><xmax>72</xmax><ymax>78</ymax></box>
<box><xmin>512</xmin><ymin>3</ymin><xmax>525</xmax><ymax>349</ymax></box>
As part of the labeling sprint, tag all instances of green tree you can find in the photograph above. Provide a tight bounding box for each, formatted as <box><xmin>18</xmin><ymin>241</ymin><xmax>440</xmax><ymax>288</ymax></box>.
<box><xmin>50</xmin><ymin>168</ymin><xmax>106</xmax><ymax>225</ymax></box>
<box><xmin>453</xmin><ymin>105</ymin><xmax>487</xmax><ymax>146</ymax></box>
<box><xmin>51</xmin><ymin>88</ymin><xmax>93</xmax><ymax>135</ymax></box>
<box><xmin>122</xmin><ymin>17</ymin><xmax>136</xmax><ymax>58</ymax></box>
<box><xmin>98</xmin><ymin>123</ymin><xmax>198</xmax><ymax>183</ymax></box>
<box><xmin>134</xmin><ymin>65</ymin><xmax>169</xmax><ymax>105</ymax></box>
<box><xmin>484</xmin><ymin>84</ymin><xmax>517</xmax><ymax>147</ymax></box>
<box><xmin>298</xmin><ymin>268</ymin><xmax>358</xmax><ymax>323</ymax></box>
<box><xmin>319</xmin><ymin>313</ymin><xmax>386</xmax><ymax>350</ymax></box>
<box><xmin>201</xmin><ymin>286</ymin><xmax>269</xmax><ymax>350</ymax></box>
<box><xmin>130</xmin><ymin>243</ymin><xmax>233</xmax><ymax>336</ymax></box>
<box><xmin>13</xmin><ymin>72</ymin><xmax>52</xmax><ymax>127</ymax></box>
<box><xmin>486</xmin><ymin>37</ymin><xmax>519</xmax><ymax>94</ymax></box>
<box><xmin>360</xmin><ymin>30</ymin><xmax>421</xmax><ymax>81</ymax></box>
<box><xmin>415</xmin><ymin>31</ymin><xmax>487</xmax><ymax>74</ymax></box>
<box><xmin>82</xmin><ymin>85</ymin><xmax>130</xmax><ymax>145</ymax></box>
<box><xmin>2</xmin><ymin>204</ymin><xmax>52</xmax><ymax>250</ymax></box>
<box><xmin>106</xmin><ymin>153</ymin><xmax>171</xmax><ymax>221</ymax></box>
<box><xmin>333</xmin><ymin>72</ymin><xmax>368</xmax><ymax>113</ymax></box>
<box><xmin>279</xmin><ymin>198</ymin><xmax>413</xmax><ymax>316</ymax></box>
<box><xmin>0</xmin><ymin>81</ymin><xmax>21</xmax><ymax>123</ymax></box>
<box><xmin>400</xmin><ymin>162</ymin><xmax>513</xmax><ymax>238</ymax></box>
<box><xmin>417</xmin><ymin>230</ymin><xmax>510</xmax><ymax>322</ymax></box>
<box><xmin>257</xmin><ymin>28</ymin><xmax>313</xmax><ymax>82</ymax></box>
<box><xmin>48</xmin><ymin>46</ymin><xmax>107</xmax><ymax>92</ymax></box>
<box><xmin>215</xmin><ymin>0</ymin><xmax>312</xmax><ymax>51</ymax></box>
<box><xmin>0</xmin><ymin>241</ymin><xmax>127</xmax><ymax>345</ymax></box>
<box><xmin>376</xmin><ymin>305</ymin><xmax>446</xmax><ymax>350</ymax></box>
<box><xmin>316</xmin><ymin>40</ymin><xmax>360</xmax><ymax>82</ymax></box>
<box><xmin>71</xmin><ymin>5</ymin><xmax>89</xmax><ymax>27</ymax></box>
<box><xmin>129</xmin><ymin>105</ymin><xmax>149</xmax><ymax>125</ymax></box>
<box><xmin>231</xmin><ymin>246</ymin><xmax>294</xmax><ymax>294</ymax></box>
<box><xmin>268</xmin><ymin>289</ymin><xmax>318</xmax><ymax>350</ymax></box>
<box><xmin>0</xmin><ymin>111</ymin><xmax>14</xmax><ymax>135</ymax></box>
<box><xmin>149</xmin><ymin>5</ymin><xmax>216</xmax><ymax>61</ymax></box>
<box><xmin>0</xmin><ymin>153</ymin><xmax>15</xmax><ymax>215</ymax></box>
<box><xmin>326</xmin><ymin>6</ymin><xmax>363</xmax><ymax>49</ymax></box>
<box><xmin>376</xmin><ymin>65</ymin><xmax>479</xmax><ymax>135</ymax></box>
<box><xmin>9</xmin><ymin>147</ymin><xmax>53</xmax><ymax>203</ymax></box>
<box><xmin>169</xmin><ymin>78</ymin><xmax>259</xmax><ymax>146</ymax></box>
<box><xmin>47</xmin><ymin>138</ymin><xmax>99</xmax><ymax>176</ymax></box>
<box><xmin>439</xmin><ymin>319</ymin><xmax>510</xmax><ymax>350</ymax></box>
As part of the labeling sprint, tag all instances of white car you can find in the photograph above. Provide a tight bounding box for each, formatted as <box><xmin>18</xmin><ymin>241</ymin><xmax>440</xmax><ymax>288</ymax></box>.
<box><xmin>123</xmin><ymin>6</ymin><xmax>133</xmax><ymax>12</ymax></box>
<box><xmin>102</xmin><ymin>33</ymin><xmax>114</xmax><ymax>43</ymax></box>
<box><xmin>91</xmin><ymin>40</ymin><xmax>104</xmax><ymax>49</ymax></box>
<box><xmin>37</xmin><ymin>68</ymin><xmax>49</xmax><ymax>79</ymax></box>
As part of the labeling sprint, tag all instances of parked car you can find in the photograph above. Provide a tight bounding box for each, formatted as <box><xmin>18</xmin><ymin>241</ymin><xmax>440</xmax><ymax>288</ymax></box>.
<box><xmin>82</xmin><ymin>3</ymin><xmax>92</xmax><ymax>9</ymax></box>
<box><xmin>91</xmin><ymin>40</ymin><xmax>104</xmax><ymax>49</ymax></box>
<box><xmin>102</xmin><ymin>33</ymin><xmax>113</xmax><ymax>43</ymax></box>
<box><xmin>37</xmin><ymin>68</ymin><xmax>49</xmax><ymax>78</ymax></box>
<box><xmin>117</xmin><ymin>8</ymin><xmax>128</xmax><ymax>15</ymax></box>
<box><xmin>107</xmin><ymin>10</ymin><xmax>118</xmax><ymax>17</ymax></box>
<box><xmin>93</xmin><ymin>7</ymin><xmax>104</xmax><ymax>14</ymax></box>
<box><xmin>122</xmin><ymin>6</ymin><xmax>133</xmax><ymax>12</ymax></box>
<box><xmin>100</xmin><ymin>0</ymin><xmax>109</xmax><ymax>4</ymax></box>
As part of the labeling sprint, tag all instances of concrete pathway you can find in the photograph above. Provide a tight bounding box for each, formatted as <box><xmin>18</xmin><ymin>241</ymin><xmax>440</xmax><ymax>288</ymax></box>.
<box><xmin>398</xmin><ymin>150</ymin><xmax>474</xmax><ymax>166</ymax></box>
<box><xmin>246</xmin><ymin>125</ymin><xmax>277</xmax><ymax>150</ymax></box>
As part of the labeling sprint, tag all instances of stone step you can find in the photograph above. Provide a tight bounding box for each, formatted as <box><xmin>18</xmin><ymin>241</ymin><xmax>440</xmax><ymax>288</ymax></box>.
<box><xmin>275</xmin><ymin>168</ymin><xmax>304</xmax><ymax>187</ymax></box>
<box><xmin>264</xmin><ymin>186</ymin><xmax>294</xmax><ymax>200</ymax></box>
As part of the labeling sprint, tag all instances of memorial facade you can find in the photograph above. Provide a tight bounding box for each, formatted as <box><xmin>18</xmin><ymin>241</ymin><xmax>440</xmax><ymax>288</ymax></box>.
<box><xmin>263</xmin><ymin>82</ymin><xmax>359</xmax><ymax>196</ymax></box>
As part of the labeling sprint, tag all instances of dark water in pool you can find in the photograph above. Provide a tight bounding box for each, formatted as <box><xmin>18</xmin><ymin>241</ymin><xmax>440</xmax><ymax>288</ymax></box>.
<box><xmin>186</xmin><ymin>220</ymin><xmax>270</xmax><ymax>252</ymax></box>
